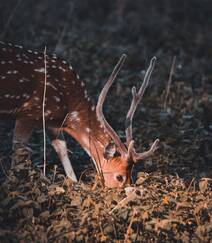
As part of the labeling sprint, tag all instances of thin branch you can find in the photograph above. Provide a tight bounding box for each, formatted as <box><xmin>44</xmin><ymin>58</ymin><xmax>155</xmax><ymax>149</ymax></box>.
<box><xmin>42</xmin><ymin>46</ymin><xmax>47</xmax><ymax>176</ymax></box>
<box><xmin>56</xmin><ymin>113</ymin><xmax>70</xmax><ymax>139</ymax></box>
<box><xmin>163</xmin><ymin>55</ymin><xmax>176</xmax><ymax>109</ymax></box>
<box><xmin>54</xmin><ymin>2</ymin><xmax>74</xmax><ymax>53</ymax></box>
<box><xmin>1</xmin><ymin>0</ymin><xmax>23</xmax><ymax>39</ymax></box>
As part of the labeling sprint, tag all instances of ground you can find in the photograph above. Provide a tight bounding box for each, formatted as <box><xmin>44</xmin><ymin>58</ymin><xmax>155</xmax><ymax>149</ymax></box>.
<box><xmin>0</xmin><ymin>0</ymin><xmax>212</xmax><ymax>242</ymax></box>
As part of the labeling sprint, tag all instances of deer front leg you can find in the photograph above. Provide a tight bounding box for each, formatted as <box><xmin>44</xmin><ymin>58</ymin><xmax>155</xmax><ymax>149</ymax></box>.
<box><xmin>50</xmin><ymin>129</ymin><xmax>77</xmax><ymax>182</ymax></box>
<box><xmin>52</xmin><ymin>139</ymin><xmax>78</xmax><ymax>182</ymax></box>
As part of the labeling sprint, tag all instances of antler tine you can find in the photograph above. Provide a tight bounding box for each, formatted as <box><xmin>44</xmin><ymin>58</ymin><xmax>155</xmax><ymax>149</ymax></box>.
<box><xmin>96</xmin><ymin>54</ymin><xmax>128</xmax><ymax>155</ymax></box>
<box><xmin>128</xmin><ymin>138</ymin><xmax>159</xmax><ymax>162</ymax></box>
<box><xmin>125</xmin><ymin>57</ymin><xmax>156</xmax><ymax>146</ymax></box>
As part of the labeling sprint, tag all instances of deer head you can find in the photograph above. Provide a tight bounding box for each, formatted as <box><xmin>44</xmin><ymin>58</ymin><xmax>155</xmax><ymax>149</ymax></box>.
<box><xmin>96</xmin><ymin>55</ymin><xmax>159</xmax><ymax>187</ymax></box>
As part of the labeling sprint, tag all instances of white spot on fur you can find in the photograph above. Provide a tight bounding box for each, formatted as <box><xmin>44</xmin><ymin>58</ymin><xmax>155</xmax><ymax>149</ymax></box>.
<box><xmin>23</xmin><ymin>102</ymin><xmax>29</xmax><ymax>107</ymax></box>
<box><xmin>69</xmin><ymin>111</ymin><xmax>80</xmax><ymax>122</ymax></box>
<box><xmin>23</xmin><ymin>93</ymin><xmax>30</xmax><ymax>99</ymax></box>
<box><xmin>54</xmin><ymin>96</ymin><xmax>60</xmax><ymax>102</ymax></box>
<box><xmin>14</xmin><ymin>45</ymin><xmax>23</xmax><ymax>49</ymax></box>
<box><xmin>19</xmin><ymin>78</ymin><xmax>30</xmax><ymax>83</ymax></box>
<box><xmin>34</xmin><ymin>67</ymin><xmax>45</xmax><ymax>73</ymax></box>
<box><xmin>46</xmin><ymin>82</ymin><xmax>57</xmax><ymax>90</ymax></box>
<box><xmin>59</xmin><ymin>66</ymin><xmax>66</xmax><ymax>72</ymax></box>
<box><xmin>86</xmin><ymin>127</ymin><xmax>91</xmax><ymax>133</ymax></box>
<box><xmin>45</xmin><ymin>110</ymin><xmax>51</xmax><ymax>116</ymax></box>
<box><xmin>84</xmin><ymin>90</ymin><xmax>88</xmax><ymax>98</ymax></box>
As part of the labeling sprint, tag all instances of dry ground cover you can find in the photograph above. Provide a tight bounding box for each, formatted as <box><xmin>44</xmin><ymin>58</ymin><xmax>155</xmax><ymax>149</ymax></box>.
<box><xmin>0</xmin><ymin>0</ymin><xmax>212</xmax><ymax>242</ymax></box>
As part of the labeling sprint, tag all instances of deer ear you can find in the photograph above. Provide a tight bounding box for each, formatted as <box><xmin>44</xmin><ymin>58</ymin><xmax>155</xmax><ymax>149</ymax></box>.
<box><xmin>103</xmin><ymin>141</ymin><xmax>117</xmax><ymax>160</ymax></box>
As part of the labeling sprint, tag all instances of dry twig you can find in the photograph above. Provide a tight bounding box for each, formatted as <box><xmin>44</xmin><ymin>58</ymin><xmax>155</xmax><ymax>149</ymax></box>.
<box><xmin>42</xmin><ymin>47</ymin><xmax>47</xmax><ymax>176</ymax></box>
<box><xmin>163</xmin><ymin>56</ymin><xmax>176</xmax><ymax>109</ymax></box>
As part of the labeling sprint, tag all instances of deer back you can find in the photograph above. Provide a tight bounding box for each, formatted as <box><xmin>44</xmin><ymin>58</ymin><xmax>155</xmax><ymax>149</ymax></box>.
<box><xmin>0</xmin><ymin>42</ymin><xmax>91</xmax><ymax>127</ymax></box>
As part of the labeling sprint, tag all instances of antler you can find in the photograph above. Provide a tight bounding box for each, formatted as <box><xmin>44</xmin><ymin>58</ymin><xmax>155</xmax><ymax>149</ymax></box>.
<box><xmin>127</xmin><ymin>139</ymin><xmax>159</xmax><ymax>162</ymax></box>
<box><xmin>125</xmin><ymin>57</ymin><xmax>156</xmax><ymax>146</ymax></box>
<box><xmin>96</xmin><ymin>54</ymin><xmax>128</xmax><ymax>156</ymax></box>
<box><xmin>125</xmin><ymin>57</ymin><xmax>159</xmax><ymax>162</ymax></box>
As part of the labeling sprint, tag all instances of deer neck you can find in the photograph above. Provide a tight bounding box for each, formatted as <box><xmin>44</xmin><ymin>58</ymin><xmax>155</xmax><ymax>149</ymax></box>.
<box><xmin>63</xmin><ymin>97</ymin><xmax>111</xmax><ymax>171</ymax></box>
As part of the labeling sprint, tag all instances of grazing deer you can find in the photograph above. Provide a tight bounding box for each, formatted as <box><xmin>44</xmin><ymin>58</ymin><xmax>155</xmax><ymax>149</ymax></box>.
<box><xmin>0</xmin><ymin>41</ymin><xmax>159</xmax><ymax>187</ymax></box>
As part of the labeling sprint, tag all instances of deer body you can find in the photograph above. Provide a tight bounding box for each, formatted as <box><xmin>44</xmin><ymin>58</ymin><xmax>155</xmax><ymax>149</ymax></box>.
<box><xmin>0</xmin><ymin>41</ymin><xmax>159</xmax><ymax>187</ymax></box>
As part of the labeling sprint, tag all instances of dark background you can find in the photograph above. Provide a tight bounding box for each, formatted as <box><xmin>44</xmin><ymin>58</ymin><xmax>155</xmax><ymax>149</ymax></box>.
<box><xmin>0</xmin><ymin>1</ymin><xmax>212</xmax><ymax>242</ymax></box>
<box><xmin>0</xmin><ymin>0</ymin><xmax>212</xmax><ymax>179</ymax></box>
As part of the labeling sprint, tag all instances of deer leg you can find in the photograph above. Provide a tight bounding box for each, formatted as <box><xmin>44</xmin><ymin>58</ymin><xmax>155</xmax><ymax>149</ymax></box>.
<box><xmin>49</xmin><ymin>129</ymin><xmax>77</xmax><ymax>182</ymax></box>
<box><xmin>13</xmin><ymin>119</ymin><xmax>33</xmax><ymax>149</ymax></box>
<box><xmin>12</xmin><ymin>119</ymin><xmax>33</xmax><ymax>167</ymax></box>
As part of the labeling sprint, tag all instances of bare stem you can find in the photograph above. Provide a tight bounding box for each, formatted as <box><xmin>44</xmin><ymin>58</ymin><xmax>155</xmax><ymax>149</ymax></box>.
<box><xmin>54</xmin><ymin>2</ymin><xmax>74</xmax><ymax>52</ymax></box>
<box><xmin>1</xmin><ymin>0</ymin><xmax>23</xmax><ymax>39</ymax></box>
<box><xmin>163</xmin><ymin>55</ymin><xmax>176</xmax><ymax>109</ymax></box>
<box><xmin>42</xmin><ymin>46</ymin><xmax>47</xmax><ymax>176</ymax></box>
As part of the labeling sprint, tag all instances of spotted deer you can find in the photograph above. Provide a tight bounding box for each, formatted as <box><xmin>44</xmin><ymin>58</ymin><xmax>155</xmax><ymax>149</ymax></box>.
<box><xmin>0</xmin><ymin>41</ymin><xmax>159</xmax><ymax>187</ymax></box>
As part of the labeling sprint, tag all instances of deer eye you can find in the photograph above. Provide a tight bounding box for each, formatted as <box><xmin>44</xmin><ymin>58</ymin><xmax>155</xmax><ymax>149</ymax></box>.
<box><xmin>116</xmin><ymin>174</ymin><xmax>124</xmax><ymax>182</ymax></box>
